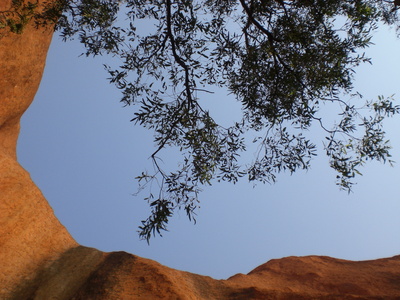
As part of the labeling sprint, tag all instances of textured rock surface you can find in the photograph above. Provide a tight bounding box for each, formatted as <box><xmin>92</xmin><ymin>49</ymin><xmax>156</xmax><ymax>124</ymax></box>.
<box><xmin>1</xmin><ymin>1</ymin><xmax>400</xmax><ymax>299</ymax></box>
<box><xmin>0</xmin><ymin>1</ymin><xmax>77</xmax><ymax>299</ymax></box>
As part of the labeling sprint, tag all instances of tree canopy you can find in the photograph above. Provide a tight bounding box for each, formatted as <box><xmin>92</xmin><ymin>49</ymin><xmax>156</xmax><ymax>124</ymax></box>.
<box><xmin>3</xmin><ymin>0</ymin><xmax>400</xmax><ymax>242</ymax></box>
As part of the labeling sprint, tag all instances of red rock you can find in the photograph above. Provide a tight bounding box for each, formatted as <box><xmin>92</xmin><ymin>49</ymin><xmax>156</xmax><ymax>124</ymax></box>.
<box><xmin>0</xmin><ymin>1</ymin><xmax>77</xmax><ymax>298</ymax></box>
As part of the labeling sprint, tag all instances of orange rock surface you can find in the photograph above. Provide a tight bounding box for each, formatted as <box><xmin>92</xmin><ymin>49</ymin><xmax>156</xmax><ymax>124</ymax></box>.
<box><xmin>1</xmin><ymin>1</ymin><xmax>400</xmax><ymax>299</ymax></box>
<box><xmin>0</xmin><ymin>1</ymin><xmax>77</xmax><ymax>298</ymax></box>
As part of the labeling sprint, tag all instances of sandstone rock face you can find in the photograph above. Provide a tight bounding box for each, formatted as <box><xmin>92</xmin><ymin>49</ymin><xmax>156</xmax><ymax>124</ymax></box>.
<box><xmin>0</xmin><ymin>1</ymin><xmax>77</xmax><ymax>298</ymax></box>
<box><xmin>1</xmin><ymin>1</ymin><xmax>400</xmax><ymax>299</ymax></box>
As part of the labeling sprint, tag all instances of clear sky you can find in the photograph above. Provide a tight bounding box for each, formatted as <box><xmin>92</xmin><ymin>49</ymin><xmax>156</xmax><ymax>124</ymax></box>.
<box><xmin>18</xmin><ymin>23</ymin><xmax>400</xmax><ymax>280</ymax></box>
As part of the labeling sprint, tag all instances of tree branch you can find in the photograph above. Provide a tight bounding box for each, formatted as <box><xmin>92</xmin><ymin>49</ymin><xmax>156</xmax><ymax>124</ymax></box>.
<box><xmin>239</xmin><ymin>0</ymin><xmax>279</xmax><ymax>44</ymax></box>
<box><xmin>165</xmin><ymin>0</ymin><xmax>194</xmax><ymax>106</ymax></box>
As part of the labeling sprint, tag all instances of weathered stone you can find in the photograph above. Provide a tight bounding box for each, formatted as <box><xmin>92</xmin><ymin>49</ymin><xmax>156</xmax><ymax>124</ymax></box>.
<box><xmin>0</xmin><ymin>1</ymin><xmax>77</xmax><ymax>298</ymax></box>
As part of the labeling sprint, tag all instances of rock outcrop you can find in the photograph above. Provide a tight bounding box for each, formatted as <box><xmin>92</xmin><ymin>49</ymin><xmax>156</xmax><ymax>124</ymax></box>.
<box><xmin>7</xmin><ymin>246</ymin><xmax>400</xmax><ymax>299</ymax></box>
<box><xmin>0</xmin><ymin>1</ymin><xmax>77</xmax><ymax>298</ymax></box>
<box><xmin>1</xmin><ymin>1</ymin><xmax>400</xmax><ymax>299</ymax></box>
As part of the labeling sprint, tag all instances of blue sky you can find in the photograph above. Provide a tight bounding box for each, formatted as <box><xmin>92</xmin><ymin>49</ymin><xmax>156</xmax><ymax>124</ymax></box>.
<box><xmin>18</xmin><ymin>24</ymin><xmax>400</xmax><ymax>280</ymax></box>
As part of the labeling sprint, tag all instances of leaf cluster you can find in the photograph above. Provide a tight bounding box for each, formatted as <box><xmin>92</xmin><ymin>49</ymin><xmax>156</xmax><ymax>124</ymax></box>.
<box><xmin>0</xmin><ymin>0</ymin><xmax>38</xmax><ymax>34</ymax></box>
<box><xmin>55</xmin><ymin>0</ymin><xmax>400</xmax><ymax>242</ymax></box>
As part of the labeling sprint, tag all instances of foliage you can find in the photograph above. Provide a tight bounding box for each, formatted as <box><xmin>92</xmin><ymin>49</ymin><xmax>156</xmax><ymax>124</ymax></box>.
<box><xmin>0</xmin><ymin>0</ymin><xmax>66</xmax><ymax>35</ymax></box>
<box><xmin>46</xmin><ymin>0</ymin><xmax>400</xmax><ymax>241</ymax></box>
<box><xmin>0</xmin><ymin>0</ymin><xmax>38</xmax><ymax>34</ymax></box>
